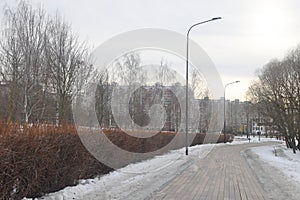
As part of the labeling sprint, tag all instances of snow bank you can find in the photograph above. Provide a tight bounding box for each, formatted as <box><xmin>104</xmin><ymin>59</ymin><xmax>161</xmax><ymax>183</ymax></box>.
<box><xmin>251</xmin><ymin>144</ymin><xmax>300</xmax><ymax>184</ymax></box>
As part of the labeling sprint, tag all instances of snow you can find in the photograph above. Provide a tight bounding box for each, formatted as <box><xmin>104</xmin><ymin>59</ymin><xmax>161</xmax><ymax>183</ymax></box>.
<box><xmin>244</xmin><ymin>140</ymin><xmax>300</xmax><ymax>200</ymax></box>
<box><xmin>251</xmin><ymin>143</ymin><xmax>300</xmax><ymax>184</ymax></box>
<box><xmin>23</xmin><ymin>135</ymin><xmax>298</xmax><ymax>200</ymax></box>
<box><xmin>24</xmin><ymin>144</ymin><xmax>216</xmax><ymax>200</ymax></box>
<box><xmin>230</xmin><ymin>135</ymin><xmax>279</xmax><ymax>144</ymax></box>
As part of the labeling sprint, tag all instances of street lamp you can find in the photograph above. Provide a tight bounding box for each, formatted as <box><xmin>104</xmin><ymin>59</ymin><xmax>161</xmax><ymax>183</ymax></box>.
<box><xmin>185</xmin><ymin>17</ymin><xmax>221</xmax><ymax>155</ymax></box>
<box><xmin>223</xmin><ymin>81</ymin><xmax>240</xmax><ymax>143</ymax></box>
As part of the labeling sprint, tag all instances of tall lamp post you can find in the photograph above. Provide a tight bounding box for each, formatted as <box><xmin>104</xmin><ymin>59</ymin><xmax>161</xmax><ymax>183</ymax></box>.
<box><xmin>186</xmin><ymin>17</ymin><xmax>221</xmax><ymax>155</ymax></box>
<box><xmin>223</xmin><ymin>81</ymin><xmax>240</xmax><ymax>143</ymax></box>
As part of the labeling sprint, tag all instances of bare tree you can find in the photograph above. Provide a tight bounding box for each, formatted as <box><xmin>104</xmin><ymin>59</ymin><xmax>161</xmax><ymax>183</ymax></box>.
<box><xmin>247</xmin><ymin>46</ymin><xmax>300</xmax><ymax>153</ymax></box>
<box><xmin>190</xmin><ymin>68</ymin><xmax>209</xmax><ymax>99</ymax></box>
<box><xmin>0</xmin><ymin>13</ymin><xmax>23</xmax><ymax>121</ymax></box>
<box><xmin>95</xmin><ymin>70</ymin><xmax>114</xmax><ymax>127</ymax></box>
<box><xmin>115</xmin><ymin>52</ymin><xmax>146</xmax><ymax>86</ymax></box>
<box><xmin>0</xmin><ymin>1</ymin><xmax>93</xmax><ymax>124</ymax></box>
<box><xmin>0</xmin><ymin>2</ymin><xmax>48</xmax><ymax>123</ymax></box>
<box><xmin>156</xmin><ymin>58</ymin><xmax>175</xmax><ymax>86</ymax></box>
<box><xmin>45</xmin><ymin>13</ymin><xmax>92</xmax><ymax>124</ymax></box>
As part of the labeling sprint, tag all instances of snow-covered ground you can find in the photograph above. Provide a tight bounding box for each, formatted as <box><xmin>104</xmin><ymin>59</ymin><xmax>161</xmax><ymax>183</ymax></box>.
<box><xmin>241</xmin><ymin>135</ymin><xmax>300</xmax><ymax>185</ymax></box>
<box><xmin>244</xmin><ymin>139</ymin><xmax>300</xmax><ymax>200</ymax></box>
<box><xmin>25</xmin><ymin>144</ymin><xmax>216</xmax><ymax>200</ymax></box>
<box><xmin>251</xmin><ymin>143</ymin><xmax>300</xmax><ymax>184</ymax></box>
<box><xmin>231</xmin><ymin>135</ymin><xmax>279</xmax><ymax>144</ymax></box>
<box><xmin>24</xmin><ymin>135</ymin><xmax>298</xmax><ymax>200</ymax></box>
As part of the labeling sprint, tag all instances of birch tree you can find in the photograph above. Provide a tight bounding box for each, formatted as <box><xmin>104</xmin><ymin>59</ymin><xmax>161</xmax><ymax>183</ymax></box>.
<box><xmin>0</xmin><ymin>2</ymin><xmax>47</xmax><ymax>123</ymax></box>
<box><xmin>0</xmin><ymin>1</ymin><xmax>93</xmax><ymax>124</ymax></box>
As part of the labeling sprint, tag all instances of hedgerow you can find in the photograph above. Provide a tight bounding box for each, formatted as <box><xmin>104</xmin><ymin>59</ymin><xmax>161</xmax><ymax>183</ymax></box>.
<box><xmin>0</xmin><ymin>123</ymin><xmax>231</xmax><ymax>199</ymax></box>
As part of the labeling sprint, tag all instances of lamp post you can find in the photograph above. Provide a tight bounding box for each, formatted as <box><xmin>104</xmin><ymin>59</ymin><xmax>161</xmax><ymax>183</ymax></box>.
<box><xmin>223</xmin><ymin>81</ymin><xmax>240</xmax><ymax>143</ymax></box>
<box><xmin>185</xmin><ymin>17</ymin><xmax>221</xmax><ymax>155</ymax></box>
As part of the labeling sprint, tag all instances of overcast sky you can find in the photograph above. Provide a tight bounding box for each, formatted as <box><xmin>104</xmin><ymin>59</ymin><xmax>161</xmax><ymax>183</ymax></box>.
<box><xmin>1</xmin><ymin>0</ymin><xmax>300</xmax><ymax>100</ymax></box>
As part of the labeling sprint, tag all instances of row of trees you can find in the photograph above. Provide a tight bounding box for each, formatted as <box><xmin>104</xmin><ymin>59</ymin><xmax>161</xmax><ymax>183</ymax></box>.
<box><xmin>95</xmin><ymin>80</ymin><xmax>214</xmax><ymax>132</ymax></box>
<box><xmin>0</xmin><ymin>1</ymin><xmax>92</xmax><ymax>124</ymax></box>
<box><xmin>95</xmin><ymin>53</ymin><xmax>181</xmax><ymax>131</ymax></box>
<box><xmin>247</xmin><ymin>45</ymin><xmax>300</xmax><ymax>153</ymax></box>
<box><xmin>0</xmin><ymin>2</ymin><xmax>210</xmax><ymax>128</ymax></box>
<box><xmin>94</xmin><ymin>51</ymin><xmax>212</xmax><ymax>132</ymax></box>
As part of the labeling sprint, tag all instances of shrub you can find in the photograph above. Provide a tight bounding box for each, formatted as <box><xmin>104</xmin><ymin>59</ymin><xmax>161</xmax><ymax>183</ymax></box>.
<box><xmin>0</xmin><ymin>122</ymin><xmax>112</xmax><ymax>200</ymax></box>
<box><xmin>0</xmin><ymin>123</ymin><xmax>232</xmax><ymax>199</ymax></box>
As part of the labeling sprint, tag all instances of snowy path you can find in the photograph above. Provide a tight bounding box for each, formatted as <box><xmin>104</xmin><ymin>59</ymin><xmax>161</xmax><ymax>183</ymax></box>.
<box><xmin>150</xmin><ymin>142</ymin><xmax>274</xmax><ymax>199</ymax></box>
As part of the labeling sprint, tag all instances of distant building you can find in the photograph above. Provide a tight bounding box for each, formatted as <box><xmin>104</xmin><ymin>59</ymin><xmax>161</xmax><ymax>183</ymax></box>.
<box><xmin>94</xmin><ymin>82</ymin><xmax>272</xmax><ymax>134</ymax></box>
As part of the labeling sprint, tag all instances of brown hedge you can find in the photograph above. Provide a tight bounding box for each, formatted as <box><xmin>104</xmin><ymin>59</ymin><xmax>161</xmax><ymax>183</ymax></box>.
<box><xmin>0</xmin><ymin>124</ymin><xmax>232</xmax><ymax>199</ymax></box>
<box><xmin>0</xmin><ymin>123</ymin><xmax>112</xmax><ymax>200</ymax></box>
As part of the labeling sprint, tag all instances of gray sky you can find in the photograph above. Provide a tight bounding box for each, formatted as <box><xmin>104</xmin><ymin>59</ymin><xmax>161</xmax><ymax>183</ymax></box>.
<box><xmin>1</xmin><ymin>0</ymin><xmax>300</xmax><ymax>100</ymax></box>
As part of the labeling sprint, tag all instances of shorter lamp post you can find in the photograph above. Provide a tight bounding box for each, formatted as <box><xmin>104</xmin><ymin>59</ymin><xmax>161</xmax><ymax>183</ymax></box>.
<box><xmin>223</xmin><ymin>81</ymin><xmax>240</xmax><ymax>143</ymax></box>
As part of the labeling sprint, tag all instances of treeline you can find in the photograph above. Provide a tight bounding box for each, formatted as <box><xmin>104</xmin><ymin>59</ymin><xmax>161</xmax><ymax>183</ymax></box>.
<box><xmin>247</xmin><ymin>45</ymin><xmax>300</xmax><ymax>153</ymax></box>
<box><xmin>0</xmin><ymin>1</ymin><xmax>92</xmax><ymax>124</ymax></box>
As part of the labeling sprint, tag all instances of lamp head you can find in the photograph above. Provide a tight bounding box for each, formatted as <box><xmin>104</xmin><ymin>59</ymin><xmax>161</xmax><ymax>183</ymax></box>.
<box><xmin>211</xmin><ymin>17</ymin><xmax>222</xmax><ymax>20</ymax></box>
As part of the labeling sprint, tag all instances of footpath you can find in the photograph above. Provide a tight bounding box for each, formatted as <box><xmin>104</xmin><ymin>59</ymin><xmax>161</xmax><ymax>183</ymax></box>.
<box><xmin>149</xmin><ymin>143</ymin><xmax>277</xmax><ymax>200</ymax></box>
